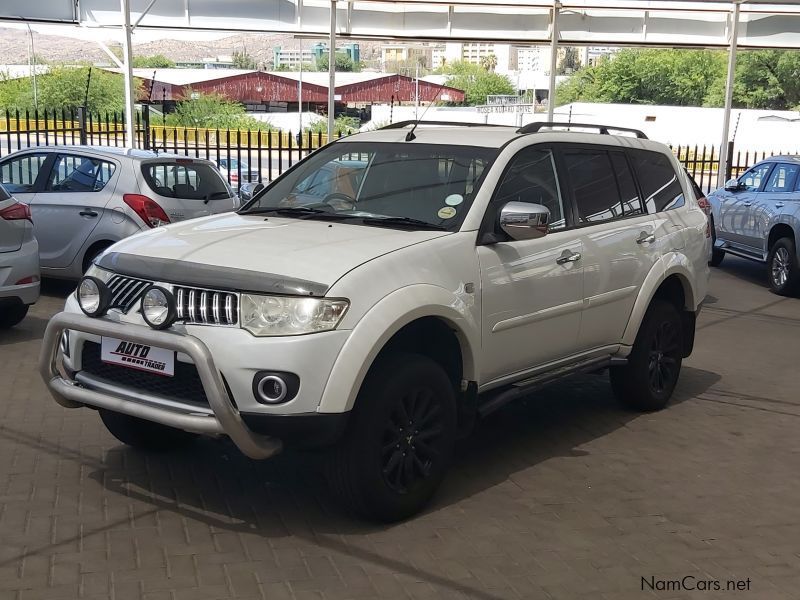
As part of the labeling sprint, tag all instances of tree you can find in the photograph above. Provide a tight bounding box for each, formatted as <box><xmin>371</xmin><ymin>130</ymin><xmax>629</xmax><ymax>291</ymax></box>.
<box><xmin>441</xmin><ymin>60</ymin><xmax>515</xmax><ymax>105</ymax></box>
<box><xmin>132</xmin><ymin>54</ymin><xmax>176</xmax><ymax>68</ymax></box>
<box><xmin>232</xmin><ymin>51</ymin><xmax>257</xmax><ymax>70</ymax></box>
<box><xmin>557</xmin><ymin>47</ymin><xmax>581</xmax><ymax>75</ymax></box>
<box><xmin>165</xmin><ymin>91</ymin><xmax>266</xmax><ymax>129</ymax></box>
<box><xmin>0</xmin><ymin>65</ymin><xmax>135</xmax><ymax>113</ymax></box>
<box><xmin>479</xmin><ymin>54</ymin><xmax>498</xmax><ymax>72</ymax></box>
<box><xmin>306</xmin><ymin>115</ymin><xmax>360</xmax><ymax>134</ymax></box>
<box><xmin>704</xmin><ymin>50</ymin><xmax>800</xmax><ymax>110</ymax></box>
<box><xmin>316</xmin><ymin>52</ymin><xmax>358</xmax><ymax>72</ymax></box>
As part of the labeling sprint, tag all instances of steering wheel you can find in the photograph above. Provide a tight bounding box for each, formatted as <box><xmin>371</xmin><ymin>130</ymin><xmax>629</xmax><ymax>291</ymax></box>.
<box><xmin>323</xmin><ymin>192</ymin><xmax>356</xmax><ymax>211</ymax></box>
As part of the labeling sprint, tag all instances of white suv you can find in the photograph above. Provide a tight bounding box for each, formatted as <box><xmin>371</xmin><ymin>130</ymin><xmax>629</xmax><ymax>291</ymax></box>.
<box><xmin>40</xmin><ymin>122</ymin><xmax>710</xmax><ymax>521</ymax></box>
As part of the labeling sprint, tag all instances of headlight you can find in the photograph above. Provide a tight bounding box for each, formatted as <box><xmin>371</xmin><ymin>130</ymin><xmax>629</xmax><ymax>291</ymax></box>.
<box><xmin>77</xmin><ymin>276</ymin><xmax>111</xmax><ymax>317</ymax></box>
<box><xmin>240</xmin><ymin>294</ymin><xmax>349</xmax><ymax>336</ymax></box>
<box><xmin>84</xmin><ymin>264</ymin><xmax>114</xmax><ymax>284</ymax></box>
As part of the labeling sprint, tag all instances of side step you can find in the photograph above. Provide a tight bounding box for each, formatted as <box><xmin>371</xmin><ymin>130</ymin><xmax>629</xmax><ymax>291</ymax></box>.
<box><xmin>477</xmin><ymin>355</ymin><xmax>626</xmax><ymax>418</ymax></box>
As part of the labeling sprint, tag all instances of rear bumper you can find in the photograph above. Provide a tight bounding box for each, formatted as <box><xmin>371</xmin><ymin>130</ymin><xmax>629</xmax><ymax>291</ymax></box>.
<box><xmin>39</xmin><ymin>311</ymin><xmax>282</xmax><ymax>460</ymax></box>
<box><xmin>0</xmin><ymin>237</ymin><xmax>40</xmax><ymax>305</ymax></box>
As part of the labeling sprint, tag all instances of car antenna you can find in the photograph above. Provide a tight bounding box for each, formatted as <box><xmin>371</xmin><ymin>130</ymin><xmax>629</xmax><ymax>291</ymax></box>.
<box><xmin>405</xmin><ymin>81</ymin><xmax>448</xmax><ymax>142</ymax></box>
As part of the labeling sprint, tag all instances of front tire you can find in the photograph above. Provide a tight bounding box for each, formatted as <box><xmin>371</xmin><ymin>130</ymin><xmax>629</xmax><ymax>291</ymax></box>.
<box><xmin>99</xmin><ymin>409</ymin><xmax>197</xmax><ymax>451</ymax></box>
<box><xmin>0</xmin><ymin>303</ymin><xmax>29</xmax><ymax>329</ymax></box>
<box><xmin>610</xmin><ymin>300</ymin><xmax>683</xmax><ymax>412</ymax></box>
<box><xmin>767</xmin><ymin>237</ymin><xmax>800</xmax><ymax>296</ymax></box>
<box><xmin>327</xmin><ymin>353</ymin><xmax>457</xmax><ymax>522</ymax></box>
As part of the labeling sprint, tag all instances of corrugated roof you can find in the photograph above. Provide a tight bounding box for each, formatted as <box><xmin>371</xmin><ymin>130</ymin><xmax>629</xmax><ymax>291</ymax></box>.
<box><xmin>107</xmin><ymin>68</ymin><xmax>258</xmax><ymax>85</ymax></box>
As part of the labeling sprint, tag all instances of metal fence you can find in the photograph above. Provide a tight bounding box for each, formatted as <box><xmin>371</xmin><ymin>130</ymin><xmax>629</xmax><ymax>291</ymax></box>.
<box><xmin>2</xmin><ymin>108</ymin><xmax>796</xmax><ymax>192</ymax></box>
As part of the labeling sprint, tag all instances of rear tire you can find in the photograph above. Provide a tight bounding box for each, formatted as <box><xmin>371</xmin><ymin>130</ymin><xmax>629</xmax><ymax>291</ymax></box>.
<box><xmin>610</xmin><ymin>300</ymin><xmax>683</xmax><ymax>412</ymax></box>
<box><xmin>766</xmin><ymin>237</ymin><xmax>800</xmax><ymax>296</ymax></box>
<box><xmin>326</xmin><ymin>353</ymin><xmax>457</xmax><ymax>522</ymax></box>
<box><xmin>99</xmin><ymin>409</ymin><xmax>197</xmax><ymax>451</ymax></box>
<box><xmin>0</xmin><ymin>303</ymin><xmax>28</xmax><ymax>329</ymax></box>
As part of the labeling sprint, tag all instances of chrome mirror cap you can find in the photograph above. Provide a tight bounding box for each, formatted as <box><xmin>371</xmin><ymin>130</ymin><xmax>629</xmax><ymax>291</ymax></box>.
<box><xmin>499</xmin><ymin>201</ymin><xmax>551</xmax><ymax>241</ymax></box>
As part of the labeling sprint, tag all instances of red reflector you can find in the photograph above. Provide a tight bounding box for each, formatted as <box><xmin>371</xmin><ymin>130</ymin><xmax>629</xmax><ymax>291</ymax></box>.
<box><xmin>14</xmin><ymin>276</ymin><xmax>39</xmax><ymax>285</ymax></box>
<box><xmin>0</xmin><ymin>200</ymin><xmax>32</xmax><ymax>223</ymax></box>
<box><xmin>123</xmin><ymin>194</ymin><xmax>171</xmax><ymax>228</ymax></box>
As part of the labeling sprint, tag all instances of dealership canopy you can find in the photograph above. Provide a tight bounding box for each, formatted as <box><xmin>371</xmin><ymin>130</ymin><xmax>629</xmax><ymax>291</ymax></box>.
<box><xmin>4</xmin><ymin>0</ymin><xmax>800</xmax><ymax>183</ymax></box>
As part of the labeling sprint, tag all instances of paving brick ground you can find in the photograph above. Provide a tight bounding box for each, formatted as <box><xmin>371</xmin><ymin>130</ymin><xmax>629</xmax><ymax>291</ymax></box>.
<box><xmin>2</xmin><ymin>256</ymin><xmax>800</xmax><ymax>600</ymax></box>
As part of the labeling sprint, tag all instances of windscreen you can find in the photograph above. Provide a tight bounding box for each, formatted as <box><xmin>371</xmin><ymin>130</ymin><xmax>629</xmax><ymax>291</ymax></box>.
<box><xmin>143</xmin><ymin>162</ymin><xmax>232</xmax><ymax>201</ymax></box>
<box><xmin>240</xmin><ymin>142</ymin><xmax>497</xmax><ymax>230</ymax></box>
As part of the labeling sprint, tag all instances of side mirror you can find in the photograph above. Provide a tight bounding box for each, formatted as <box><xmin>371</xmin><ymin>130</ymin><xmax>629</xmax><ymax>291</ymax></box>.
<box><xmin>499</xmin><ymin>201</ymin><xmax>550</xmax><ymax>241</ymax></box>
<box><xmin>251</xmin><ymin>182</ymin><xmax>266</xmax><ymax>197</ymax></box>
<box><xmin>724</xmin><ymin>178</ymin><xmax>741</xmax><ymax>192</ymax></box>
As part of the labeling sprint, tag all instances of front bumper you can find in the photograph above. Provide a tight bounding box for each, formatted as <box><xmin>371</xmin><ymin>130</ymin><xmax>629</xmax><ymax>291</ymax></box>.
<box><xmin>39</xmin><ymin>312</ymin><xmax>282</xmax><ymax>460</ymax></box>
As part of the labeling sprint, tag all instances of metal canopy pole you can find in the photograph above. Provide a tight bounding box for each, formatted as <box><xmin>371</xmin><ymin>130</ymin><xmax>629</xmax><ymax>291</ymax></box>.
<box><xmin>120</xmin><ymin>0</ymin><xmax>136</xmax><ymax>148</ymax></box>
<box><xmin>718</xmin><ymin>1</ymin><xmax>741</xmax><ymax>188</ymax></box>
<box><xmin>547</xmin><ymin>1</ymin><xmax>561</xmax><ymax>121</ymax></box>
<box><xmin>299</xmin><ymin>38</ymin><xmax>304</xmax><ymax>138</ymax></box>
<box><xmin>328</xmin><ymin>0</ymin><xmax>336</xmax><ymax>141</ymax></box>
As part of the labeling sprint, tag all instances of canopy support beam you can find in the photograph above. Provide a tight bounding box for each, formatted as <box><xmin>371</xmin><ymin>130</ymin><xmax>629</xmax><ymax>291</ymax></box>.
<box><xmin>547</xmin><ymin>1</ymin><xmax>560</xmax><ymax>121</ymax></box>
<box><xmin>328</xmin><ymin>0</ymin><xmax>336</xmax><ymax>141</ymax></box>
<box><xmin>718</xmin><ymin>1</ymin><xmax>741</xmax><ymax>188</ymax></box>
<box><xmin>120</xmin><ymin>0</ymin><xmax>136</xmax><ymax>148</ymax></box>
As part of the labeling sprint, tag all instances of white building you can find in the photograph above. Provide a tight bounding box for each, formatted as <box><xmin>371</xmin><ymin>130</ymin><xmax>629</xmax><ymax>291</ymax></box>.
<box><xmin>272</xmin><ymin>47</ymin><xmax>316</xmax><ymax>69</ymax></box>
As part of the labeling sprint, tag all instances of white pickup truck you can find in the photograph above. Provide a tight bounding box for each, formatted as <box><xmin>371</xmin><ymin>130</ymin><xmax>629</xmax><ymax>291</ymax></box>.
<box><xmin>40</xmin><ymin>122</ymin><xmax>710</xmax><ymax>521</ymax></box>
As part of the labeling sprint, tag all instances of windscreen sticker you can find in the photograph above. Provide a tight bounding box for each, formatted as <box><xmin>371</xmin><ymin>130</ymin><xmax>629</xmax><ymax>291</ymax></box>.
<box><xmin>438</xmin><ymin>206</ymin><xmax>457</xmax><ymax>219</ymax></box>
<box><xmin>444</xmin><ymin>194</ymin><xmax>464</xmax><ymax>207</ymax></box>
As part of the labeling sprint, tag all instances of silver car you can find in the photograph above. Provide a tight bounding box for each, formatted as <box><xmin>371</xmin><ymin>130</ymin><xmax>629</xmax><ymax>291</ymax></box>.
<box><xmin>0</xmin><ymin>146</ymin><xmax>238</xmax><ymax>280</ymax></box>
<box><xmin>0</xmin><ymin>184</ymin><xmax>39</xmax><ymax>328</ymax></box>
<box><xmin>708</xmin><ymin>156</ymin><xmax>800</xmax><ymax>295</ymax></box>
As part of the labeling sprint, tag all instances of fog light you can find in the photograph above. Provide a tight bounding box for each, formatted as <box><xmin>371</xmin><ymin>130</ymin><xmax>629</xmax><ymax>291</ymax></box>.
<box><xmin>141</xmin><ymin>286</ymin><xmax>177</xmax><ymax>330</ymax></box>
<box><xmin>77</xmin><ymin>276</ymin><xmax>110</xmax><ymax>317</ymax></box>
<box><xmin>252</xmin><ymin>371</ymin><xmax>299</xmax><ymax>405</ymax></box>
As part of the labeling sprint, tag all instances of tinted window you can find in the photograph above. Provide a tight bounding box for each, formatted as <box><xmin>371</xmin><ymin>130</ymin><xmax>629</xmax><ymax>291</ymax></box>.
<box><xmin>143</xmin><ymin>162</ymin><xmax>231</xmax><ymax>200</ymax></box>
<box><xmin>563</xmin><ymin>149</ymin><xmax>625</xmax><ymax>223</ymax></box>
<box><xmin>629</xmin><ymin>149</ymin><xmax>684</xmax><ymax>213</ymax></box>
<box><xmin>764</xmin><ymin>163</ymin><xmax>799</xmax><ymax>192</ymax></box>
<box><xmin>0</xmin><ymin>153</ymin><xmax>48</xmax><ymax>193</ymax></box>
<box><xmin>494</xmin><ymin>147</ymin><xmax>565</xmax><ymax>230</ymax></box>
<box><xmin>610</xmin><ymin>151</ymin><xmax>643</xmax><ymax>216</ymax></box>
<box><xmin>47</xmin><ymin>155</ymin><xmax>116</xmax><ymax>192</ymax></box>
<box><xmin>739</xmin><ymin>163</ymin><xmax>772</xmax><ymax>192</ymax></box>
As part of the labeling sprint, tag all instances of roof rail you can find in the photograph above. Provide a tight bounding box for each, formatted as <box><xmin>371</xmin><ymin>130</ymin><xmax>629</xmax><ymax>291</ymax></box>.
<box><xmin>380</xmin><ymin>120</ymin><xmax>512</xmax><ymax>130</ymax></box>
<box><xmin>518</xmin><ymin>121</ymin><xmax>648</xmax><ymax>139</ymax></box>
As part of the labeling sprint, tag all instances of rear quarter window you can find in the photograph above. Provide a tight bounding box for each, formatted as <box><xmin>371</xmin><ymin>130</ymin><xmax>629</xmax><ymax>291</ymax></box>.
<box><xmin>629</xmin><ymin>149</ymin><xmax>685</xmax><ymax>213</ymax></box>
<box><xmin>142</xmin><ymin>162</ymin><xmax>232</xmax><ymax>200</ymax></box>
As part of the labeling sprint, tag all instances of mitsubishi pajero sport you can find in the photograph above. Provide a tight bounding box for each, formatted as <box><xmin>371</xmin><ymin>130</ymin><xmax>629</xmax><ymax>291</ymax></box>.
<box><xmin>40</xmin><ymin>122</ymin><xmax>710</xmax><ymax>521</ymax></box>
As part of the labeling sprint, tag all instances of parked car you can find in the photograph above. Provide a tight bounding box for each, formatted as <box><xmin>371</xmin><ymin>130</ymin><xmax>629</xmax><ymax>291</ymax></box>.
<box><xmin>216</xmin><ymin>158</ymin><xmax>260</xmax><ymax>188</ymax></box>
<box><xmin>0</xmin><ymin>146</ymin><xmax>239</xmax><ymax>280</ymax></box>
<box><xmin>40</xmin><ymin>122</ymin><xmax>710</xmax><ymax>521</ymax></box>
<box><xmin>707</xmin><ymin>156</ymin><xmax>800</xmax><ymax>295</ymax></box>
<box><xmin>0</xmin><ymin>184</ymin><xmax>39</xmax><ymax>328</ymax></box>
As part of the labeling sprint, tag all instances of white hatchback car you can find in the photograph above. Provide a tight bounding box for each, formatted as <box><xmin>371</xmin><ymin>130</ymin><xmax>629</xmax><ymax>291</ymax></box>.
<box><xmin>0</xmin><ymin>146</ymin><xmax>238</xmax><ymax>279</ymax></box>
<box><xmin>40</xmin><ymin>122</ymin><xmax>710</xmax><ymax>521</ymax></box>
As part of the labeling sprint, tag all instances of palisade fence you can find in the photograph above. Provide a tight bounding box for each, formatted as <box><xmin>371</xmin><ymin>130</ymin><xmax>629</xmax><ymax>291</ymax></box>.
<box><xmin>1</xmin><ymin>107</ymin><xmax>795</xmax><ymax>192</ymax></box>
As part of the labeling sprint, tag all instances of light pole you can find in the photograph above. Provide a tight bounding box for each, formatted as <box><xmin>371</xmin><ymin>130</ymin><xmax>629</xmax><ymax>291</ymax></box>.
<box><xmin>26</xmin><ymin>23</ymin><xmax>37</xmax><ymax>110</ymax></box>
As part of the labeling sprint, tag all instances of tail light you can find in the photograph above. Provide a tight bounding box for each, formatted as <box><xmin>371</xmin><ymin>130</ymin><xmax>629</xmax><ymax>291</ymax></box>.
<box><xmin>230</xmin><ymin>173</ymin><xmax>239</xmax><ymax>182</ymax></box>
<box><xmin>0</xmin><ymin>200</ymin><xmax>32</xmax><ymax>223</ymax></box>
<box><xmin>123</xmin><ymin>194</ymin><xmax>171</xmax><ymax>228</ymax></box>
<box><xmin>697</xmin><ymin>196</ymin><xmax>712</xmax><ymax>216</ymax></box>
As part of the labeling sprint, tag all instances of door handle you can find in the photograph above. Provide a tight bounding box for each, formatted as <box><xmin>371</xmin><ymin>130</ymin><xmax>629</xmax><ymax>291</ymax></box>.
<box><xmin>556</xmin><ymin>250</ymin><xmax>582</xmax><ymax>265</ymax></box>
<box><xmin>636</xmin><ymin>232</ymin><xmax>656</xmax><ymax>244</ymax></box>
<box><xmin>775</xmin><ymin>202</ymin><xmax>785</xmax><ymax>209</ymax></box>
<box><xmin>79</xmin><ymin>209</ymin><xmax>98</xmax><ymax>218</ymax></box>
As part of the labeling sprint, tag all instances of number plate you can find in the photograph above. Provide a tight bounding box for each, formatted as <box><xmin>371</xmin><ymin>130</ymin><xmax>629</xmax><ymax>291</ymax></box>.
<box><xmin>100</xmin><ymin>337</ymin><xmax>175</xmax><ymax>377</ymax></box>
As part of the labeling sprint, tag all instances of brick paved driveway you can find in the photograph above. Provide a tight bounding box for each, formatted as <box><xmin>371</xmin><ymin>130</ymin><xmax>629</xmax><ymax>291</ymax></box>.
<box><xmin>2</xmin><ymin>256</ymin><xmax>800</xmax><ymax>600</ymax></box>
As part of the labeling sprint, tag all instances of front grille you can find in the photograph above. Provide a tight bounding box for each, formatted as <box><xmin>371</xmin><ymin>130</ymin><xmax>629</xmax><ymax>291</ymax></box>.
<box><xmin>80</xmin><ymin>341</ymin><xmax>209</xmax><ymax>407</ymax></box>
<box><xmin>107</xmin><ymin>275</ymin><xmax>151</xmax><ymax>312</ymax></box>
<box><xmin>175</xmin><ymin>286</ymin><xmax>238</xmax><ymax>326</ymax></box>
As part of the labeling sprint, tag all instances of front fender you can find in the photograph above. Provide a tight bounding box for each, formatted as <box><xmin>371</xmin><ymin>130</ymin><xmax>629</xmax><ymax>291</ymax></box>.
<box><xmin>621</xmin><ymin>253</ymin><xmax>703</xmax><ymax>348</ymax></box>
<box><xmin>317</xmin><ymin>284</ymin><xmax>479</xmax><ymax>414</ymax></box>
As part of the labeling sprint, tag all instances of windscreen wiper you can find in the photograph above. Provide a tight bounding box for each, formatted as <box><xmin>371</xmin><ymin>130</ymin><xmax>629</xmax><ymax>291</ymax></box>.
<box><xmin>243</xmin><ymin>206</ymin><xmax>355</xmax><ymax>220</ymax></box>
<box><xmin>359</xmin><ymin>216</ymin><xmax>448</xmax><ymax>231</ymax></box>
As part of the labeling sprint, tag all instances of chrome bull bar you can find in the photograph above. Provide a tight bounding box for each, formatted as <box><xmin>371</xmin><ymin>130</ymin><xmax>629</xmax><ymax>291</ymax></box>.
<box><xmin>39</xmin><ymin>312</ymin><xmax>282</xmax><ymax>460</ymax></box>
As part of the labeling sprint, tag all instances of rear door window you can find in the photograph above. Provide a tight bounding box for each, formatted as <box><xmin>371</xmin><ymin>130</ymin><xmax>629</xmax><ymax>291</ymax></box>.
<box><xmin>764</xmin><ymin>163</ymin><xmax>799</xmax><ymax>192</ymax></box>
<box><xmin>628</xmin><ymin>149</ymin><xmax>684</xmax><ymax>213</ymax></box>
<box><xmin>562</xmin><ymin>148</ymin><xmax>627</xmax><ymax>224</ymax></box>
<box><xmin>0</xmin><ymin>152</ymin><xmax>48</xmax><ymax>193</ymax></box>
<box><xmin>143</xmin><ymin>162</ymin><xmax>231</xmax><ymax>200</ymax></box>
<box><xmin>46</xmin><ymin>155</ymin><xmax>116</xmax><ymax>192</ymax></box>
